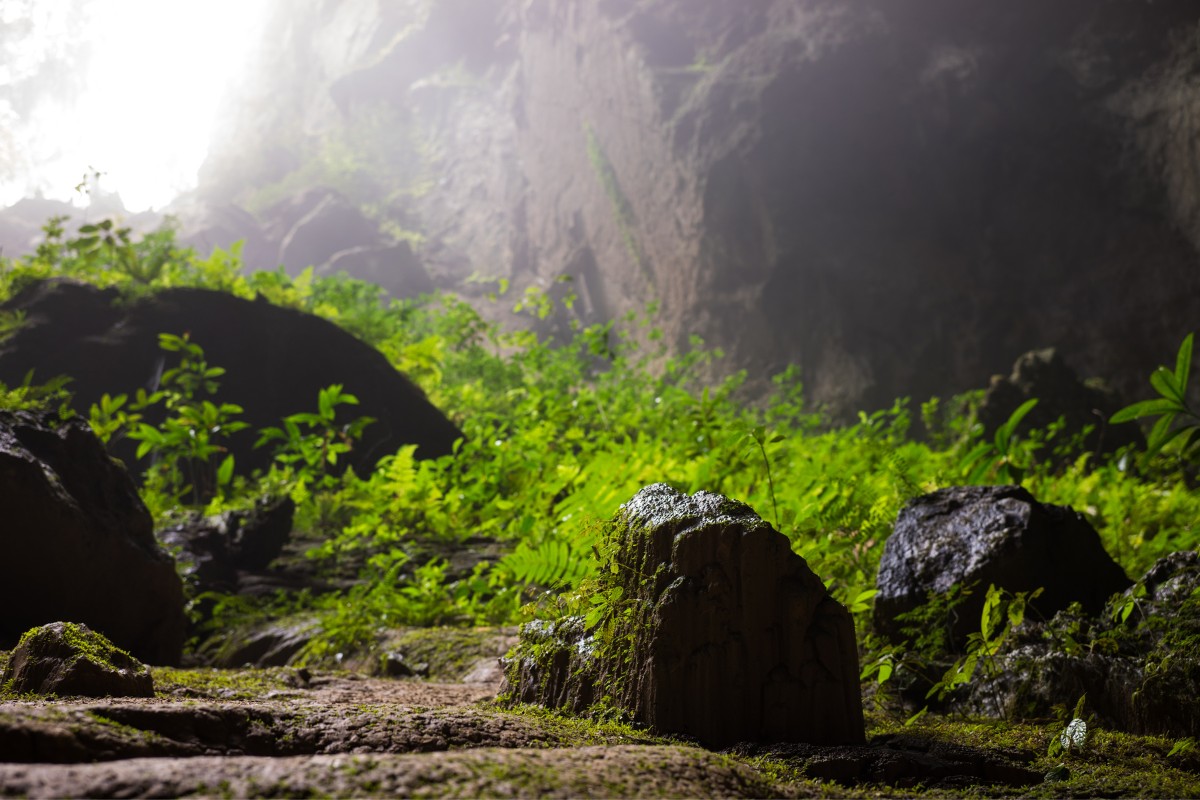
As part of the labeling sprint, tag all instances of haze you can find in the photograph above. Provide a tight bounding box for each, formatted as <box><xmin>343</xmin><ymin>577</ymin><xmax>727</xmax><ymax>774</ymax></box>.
<box><xmin>0</xmin><ymin>0</ymin><xmax>269</xmax><ymax>210</ymax></box>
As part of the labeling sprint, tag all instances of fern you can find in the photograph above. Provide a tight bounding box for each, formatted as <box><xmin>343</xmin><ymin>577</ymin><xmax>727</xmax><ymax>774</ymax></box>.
<box><xmin>498</xmin><ymin>537</ymin><xmax>594</xmax><ymax>591</ymax></box>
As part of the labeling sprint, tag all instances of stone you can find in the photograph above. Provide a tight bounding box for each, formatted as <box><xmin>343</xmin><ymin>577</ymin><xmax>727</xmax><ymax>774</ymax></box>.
<box><xmin>504</xmin><ymin>483</ymin><xmax>865</xmax><ymax>747</ymax></box>
<box><xmin>959</xmin><ymin>551</ymin><xmax>1200</xmax><ymax>738</ymax></box>
<box><xmin>874</xmin><ymin>485</ymin><xmax>1131</xmax><ymax>647</ymax></box>
<box><xmin>2</xmin><ymin>622</ymin><xmax>154</xmax><ymax>697</ymax></box>
<box><xmin>0</xmin><ymin>279</ymin><xmax>462</xmax><ymax>477</ymax></box>
<box><xmin>976</xmin><ymin>348</ymin><xmax>1142</xmax><ymax>460</ymax></box>
<box><xmin>159</xmin><ymin>496</ymin><xmax>296</xmax><ymax>596</ymax></box>
<box><xmin>0</xmin><ymin>409</ymin><xmax>185</xmax><ymax>664</ymax></box>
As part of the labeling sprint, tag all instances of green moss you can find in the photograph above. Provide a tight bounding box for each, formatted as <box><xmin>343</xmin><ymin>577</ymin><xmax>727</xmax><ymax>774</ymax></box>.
<box><xmin>862</xmin><ymin>714</ymin><xmax>1200</xmax><ymax>798</ymax></box>
<box><xmin>151</xmin><ymin>666</ymin><xmax>297</xmax><ymax>700</ymax></box>
<box><xmin>18</xmin><ymin>622</ymin><xmax>137</xmax><ymax>671</ymax></box>
<box><xmin>385</xmin><ymin>627</ymin><xmax>505</xmax><ymax>681</ymax></box>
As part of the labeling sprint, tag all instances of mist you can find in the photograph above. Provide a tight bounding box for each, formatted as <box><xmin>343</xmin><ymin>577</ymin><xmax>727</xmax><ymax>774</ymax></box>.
<box><xmin>1</xmin><ymin>0</ymin><xmax>1199</xmax><ymax>414</ymax></box>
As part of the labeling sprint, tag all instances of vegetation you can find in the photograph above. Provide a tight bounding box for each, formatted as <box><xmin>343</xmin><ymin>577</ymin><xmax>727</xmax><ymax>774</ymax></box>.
<box><xmin>2</xmin><ymin>217</ymin><xmax>1199</xmax><ymax>789</ymax></box>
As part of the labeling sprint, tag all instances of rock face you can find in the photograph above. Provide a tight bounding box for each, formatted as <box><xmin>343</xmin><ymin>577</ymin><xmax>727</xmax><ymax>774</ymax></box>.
<box><xmin>0</xmin><ymin>279</ymin><xmax>462</xmax><ymax>476</ymax></box>
<box><xmin>976</xmin><ymin>348</ymin><xmax>1143</xmax><ymax>459</ymax></box>
<box><xmin>1</xmin><ymin>622</ymin><xmax>154</xmax><ymax>698</ymax></box>
<box><xmin>0</xmin><ymin>410</ymin><xmax>184</xmax><ymax>664</ymax></box>
<box><xmin>192</xmin><ymin>0</ymin><xmax>1200</xmax><ymax>414</ymax></box>
<box><xmin>505</xmin><ymin>483</ymin><xmax>865</xmax><ymax>747</ymax></box>
<box><xmin>874</xmin><ymin>485</ymin><xmax>1131</xmax><ymax>646</ymax></box>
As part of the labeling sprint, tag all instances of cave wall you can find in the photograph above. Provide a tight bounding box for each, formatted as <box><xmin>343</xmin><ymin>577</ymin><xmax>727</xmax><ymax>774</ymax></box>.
<box><xmin>195</xmin><ymin>0</ymin><xmax>1200</xmax><ymax>412</ymax></box>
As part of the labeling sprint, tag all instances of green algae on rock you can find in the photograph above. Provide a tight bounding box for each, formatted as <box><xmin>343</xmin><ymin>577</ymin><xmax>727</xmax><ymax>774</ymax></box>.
<box><xmin>1</xmin><ymin>622</ymin><xmax>154</xmax><ymax>698</ymax></box>
<box><xmin>504</xmin><ymin>483</ymin><xmax>865</xmax><ymax>747</ymax></box>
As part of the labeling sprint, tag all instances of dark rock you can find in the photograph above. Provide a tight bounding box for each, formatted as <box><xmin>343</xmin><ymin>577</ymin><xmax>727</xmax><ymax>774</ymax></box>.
<box><xmin>1</xmin><ymin>622</ymin><xmax>154</xmax><ymax>697</ymax></box>
<box><xmin>504</xmin><ymin>483</ymin><xmax>865</xmax><ymax>747</ymax></box>
<box><xmin>159</xmin><ymin>496</ymin><xmax>296</xmax><ymax>592</ymax></box>
<box><xmin>977</xmin><ymin>348</ymin><xmax>1143</xmax><ymax>459</ymax></box>
<box><xmin>0</xmin><ymin>410</ymin><xmax>184</xmax><ymax>664</ymax></box>
<box><xmin>318</xmin><ymin>242</ymin><xmax>436</xmax><ymax>298</ymax></box>
<box><xmin>202</xmin><ymin>619</ymin><xmax>318</xmax><ymax>669</ymax></box>
<box><xmin>733</xmin><ymin>733</ymin><xmax>1040</xmax><ymax>790</ymax></box>
<box><xmin>382</xmin><ymin>652</ymin><xmax>430</xmax><ymax>679</ymax></box>
<box><xmin>960</xmin><ymin>551</ymin><xmax>1200</xmax><ymax>737</ymax></box>
<box><xmin>0</xmin><ymin>279</ymin><xmax>462</xmax><ymax>476</ymax></box>
<box><xmin>874</xmin><ymin>485</ymin><xmax>1131</xmax><ymax>647</ymax></box>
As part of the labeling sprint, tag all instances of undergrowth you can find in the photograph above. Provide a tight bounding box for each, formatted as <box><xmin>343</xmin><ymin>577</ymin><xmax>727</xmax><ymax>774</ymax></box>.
<box><xmin>1</xmin><ymin>216</ymin><xmax>1198</xmax><ymax>681</ymax></box>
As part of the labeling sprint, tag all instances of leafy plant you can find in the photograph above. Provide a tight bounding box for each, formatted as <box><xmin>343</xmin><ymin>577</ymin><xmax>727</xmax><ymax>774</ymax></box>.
<box><xmin>927</xmin><ymin>584</ymin><xmax>1044</xmax><ymax>718</ymax></box>
<box><xmin>958</xmin><ymin>398</ymin><xmax>1040</xmax><ymax>483</ymax></box>
<box><xmin>124</xmin><ymin>333</ymin><xmax>248</xmax><ymax>508</ymax></box>
<box><xmin>1110</xmin><ymin>332</ymin><xmax>1198</xmax><ymax>466</ymax></box>
<box><xmin>0</xmin><ymin>371</ymin><xmax>72</xmax><ymax>414</ymax></box>
<box><xmin>255</xmin><ymin>384</ymin><xmax>375</xmax><ymax>494</ymax></box>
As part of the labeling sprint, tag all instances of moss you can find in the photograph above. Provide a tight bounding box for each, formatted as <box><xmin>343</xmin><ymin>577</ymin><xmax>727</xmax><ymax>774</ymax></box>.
<box><xmin>17</xmin><ymin>622</ymin><xmax>136</xmax><ymax>672</ymax></box>
<box><xmin>151</xmin><ymin>666</ymin><xmax>297</xmax><ymax>700</ymax></box>
<box><xmin>384</xmin><ymin>627</ymin><xmax>505</xmax><ymax>681</ymax></box>
<box><xmin>861</xmin><ymin>714</ymin><xmax>1200</xmax><ymax>798</ymax></box>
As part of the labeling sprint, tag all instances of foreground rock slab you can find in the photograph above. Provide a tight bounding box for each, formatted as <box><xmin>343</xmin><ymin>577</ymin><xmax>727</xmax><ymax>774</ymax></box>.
<box><xmin>874</xmin><ymin>485</ymin><xmax>1130</xmax><ymax>645</ymax></box>
<box><xmin>0</xmin><ymin>410</ymin><xmax>184</xmax><ymax>663</ymax></box>
<box><xmin>0</xmin><ymin>746</ymin><xmax>784</xmax><ymax>800</ymax></box>
<box><xmin>2</xmin><ymin>622</ymin><xmax>153</xmax><ymax>698</ymax></box>
<box><xmin>506</xmin><ymin>483</ymin><xmax>864</xmax><ymax>747</ymax></box>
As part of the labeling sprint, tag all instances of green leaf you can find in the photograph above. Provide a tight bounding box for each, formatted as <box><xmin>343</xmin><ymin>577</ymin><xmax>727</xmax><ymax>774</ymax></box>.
<box><xmin>995</xmin><ymin>398</ymin><xmax>1038</xmax><ymax>453</ymax></box>
<box><xmin>216</xmin><ymin>454</ymin><xmax>235</xmax><ymax>486</ymax></box>
<box><xmin>1176</xmin><ymin>333</ymin><xmax>1194</xmax><ymax>392</ymax></box>
<box><xmin>1150</xmin><ymin>367</ymin><xmax>1184</xmax><ymax>404</ymax></box>
<box><xmin>1110</xmin><ymin>397</ymin><xmax>1181</xmax><ymax>424</ymax></box>
<box><xmin>1145</xmin><ymin>413</ymin><xmax>1184</xmax><ymax>460</ymax></box>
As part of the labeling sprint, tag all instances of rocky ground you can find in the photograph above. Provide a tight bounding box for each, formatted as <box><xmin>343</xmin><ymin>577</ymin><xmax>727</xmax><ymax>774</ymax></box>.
<box><xmin>4</xmin><ymin>657</ymin><xmax>1198</xmax><ymax>798</ymax></box>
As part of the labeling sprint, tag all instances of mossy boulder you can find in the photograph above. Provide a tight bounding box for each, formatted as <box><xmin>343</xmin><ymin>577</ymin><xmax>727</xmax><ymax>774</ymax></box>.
<box><xmin>954</xmin><ymin>551</ymin><xmax>1200</xmax><ymax>737</ymax></box>
<box><xmin>2</xmin><ymin>622</ymin><xmax>154</xmax><ymax>697</ymax></box>
<box><xmin>504</xmin><ymin>483</ymin><xmax>865</xmax><ymax>747</ymax></box>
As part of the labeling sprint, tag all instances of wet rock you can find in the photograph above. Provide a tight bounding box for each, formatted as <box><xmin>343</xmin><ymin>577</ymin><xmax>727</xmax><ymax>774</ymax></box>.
<box><xmin>874</xmin><ymin>485</ymin><xmax>1130</xmax><ymax>647</ymax></box>
<box><xmin>1</xmin><ymin>622</ymin><xmax>154</xmax><ymax>697</ymax></box>
<box><xmin>505</xmin><ymin>483</ymin><xmax>865</xmax><ymax>747</ymax></box>
<box><xmin>159</xmin><ymin>496</ymin><xmax>296</xmax><ymax>595</ymax></box>
<box><xmin>977</xmin><ymin>348</ymin><xmax>1142</xmax><ymax>459</ymax></box>
<box><xmin>0</xmin><ymin>279</ymin><xmax>462</xmax><ymax>476</ymax></box>
<box><xmin>961</xmin><ymin>551</ymin><xmax>1200</xmax><ymax>737</ymax></box>
<box><xmin>0</xmin><ymin>409</ymin><xmax>184</xmax><ymax>664</ymax></box>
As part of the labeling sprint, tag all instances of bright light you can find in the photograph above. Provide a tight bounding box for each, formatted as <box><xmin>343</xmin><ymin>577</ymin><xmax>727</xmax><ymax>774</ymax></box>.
<box><xmin>2</xmin><ymin>0</ymin><xmax>270</xmax><ymax>210</ymax></box>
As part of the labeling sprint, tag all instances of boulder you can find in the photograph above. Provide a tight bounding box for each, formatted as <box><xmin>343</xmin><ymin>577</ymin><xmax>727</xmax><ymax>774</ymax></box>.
<box><xmin>874</xmin><ymin>485</ymin><xmax>1131</xmax><ymax>647</ymax></box>
<box><xmin>158</xmin><ymin>496</ymin><xmax>295</xmax><ymax>596</ymax></box>
<box><xmin>0</xmin><ymin>279</ymin><xmax>462</xmax><ymax>476</ymax></box>
<box><xmin>0</xmin><ymin>410</ymin><xmax>184</xmax><ymax>664</ymax></box>
<box><xmin>976</xmin><ymin>348</ymin><xmax>1143</xmax><ymax>459</ymax></box>
<box><xmin>961</xmin><ymin>551</ymin><xmax>1200</xmax><ymax>737</ymax></box>
<box><xmin>1</xmin><ymin>622</ymin><xmax>154</xmax><ymax>697</ymax></box>
<box><xmin>504</xmin><ymin>483</ymin><xmax>865</xmax><ymax>747</ymax></box>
